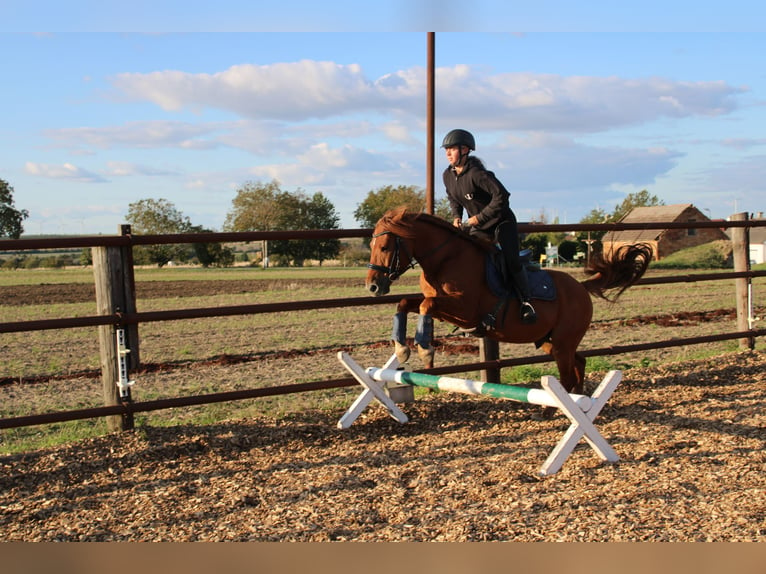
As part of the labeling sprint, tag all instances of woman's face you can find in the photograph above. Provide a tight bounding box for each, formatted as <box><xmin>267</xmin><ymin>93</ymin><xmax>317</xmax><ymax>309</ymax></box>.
<box><xmin>445</xmin><ymin>145</ymin><xmax>466</xmax><ymax>167</ymax></box>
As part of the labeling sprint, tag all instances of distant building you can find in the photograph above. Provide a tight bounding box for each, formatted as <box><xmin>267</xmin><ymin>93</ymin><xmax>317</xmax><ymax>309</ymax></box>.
<box><xmin>744</xmin><ymin>212</ymin><xmax>766</xmax><ymax>264</ymax></box>
<box><xmin>602</xmin><ymin>204</ymin><xmax>728</xmax><ymax>261</ymax></box>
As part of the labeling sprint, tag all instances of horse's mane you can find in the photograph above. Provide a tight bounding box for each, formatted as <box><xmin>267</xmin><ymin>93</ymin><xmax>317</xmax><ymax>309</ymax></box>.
<box><xmin>377</xmin><ymin>207</ymin><xmax>493</xmax><ymax>251</ymax></box>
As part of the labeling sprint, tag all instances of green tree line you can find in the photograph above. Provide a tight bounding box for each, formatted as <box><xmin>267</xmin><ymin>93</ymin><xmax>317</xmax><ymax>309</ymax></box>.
<box><xmin>1</xmin><ymin>175</ymin><xmax>664</xmax><ymax>268</ymax></box>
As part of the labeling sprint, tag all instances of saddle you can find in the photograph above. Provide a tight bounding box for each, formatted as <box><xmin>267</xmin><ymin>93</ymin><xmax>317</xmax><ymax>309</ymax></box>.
<box><xmin>457</xmin><ymin>249</ymin><xmax>556</xmax><ymax>335</ymax></box>
<box><xmin>457</xmin><ymin>230</ymin><xmax>556</xmax><ymax>302</ymax></box>
<box><xmin>485</xmin><ymin>249</ymin><xmax>557</xmax><ymax>302</ymax></box>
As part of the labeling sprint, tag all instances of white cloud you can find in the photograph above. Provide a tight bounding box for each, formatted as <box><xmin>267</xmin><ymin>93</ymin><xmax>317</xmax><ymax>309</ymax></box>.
<box><xmin>37</xmin><ymin>204</ymin><xmax>123</xmax><ymax>218</ymax></box>
<box><xmin>111</xmin><ymin>61</ymin><xmax>380</xmax><ymax>120</ymax></box>
<box><xmin>43</xmin><ymin>120</ymin><xmax>222</xmax><ymax>151</ymax></box>
<box><xmin>436</xmin><ymin>72</ymin><xmax>745</xmax><ymax>132</ymax></box>
<box><xmin>688</xmin><ymin>154</ymin><xmax>766</xmax><ymax>196</ymax></box>
<box><xmin>26</xmin><ymin>58</ymin><xmax>751</xmax><ymax>230</ymax></box>
<box><xmin>381</xmin><ymin>121</ymin><xmax>420</xmax><ymax>144</ymax></box>
<box><xmin>24</xmin><ymin>161</ymin><xmax>106</xmax><ymax>182</ymax></box>
<box><xmin>250</xmin><ymin>163</ymin><xmax>331</xmax><ymax>186</ymax></box>
<box><xmin>109</xmin><ymin>61</ymin><xmax>745</xmax><ymax>136</ymax></box>
<box><xmin>488</xmin><ymin>134</ymin><xmax>683</xmax><ymax>192</ymax></box>
<box><xmin>247</xmin><ymin>142</ymin><xmax>400</xmax><ymax>188</ymax></box>
<box><xmin>720</xmin><ymin>137</ymin><xmax>766</xmax><ymax>150</ymax></box>
<box><xmin>104</xmin><ymin>161</ymin><xmax>177</xmax><ymax>177</ymax></box>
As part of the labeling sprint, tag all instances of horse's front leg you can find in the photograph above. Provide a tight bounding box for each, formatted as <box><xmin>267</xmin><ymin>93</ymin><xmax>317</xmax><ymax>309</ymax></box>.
<box><xmin>415</xmin><ymin>298</ymin><xmax>437</xmax><ymax>369</ymax></box>
<box><xmin>392</xmin><ymin>297</ymin><xmax>422</xmax><ymax>364</ymax></box>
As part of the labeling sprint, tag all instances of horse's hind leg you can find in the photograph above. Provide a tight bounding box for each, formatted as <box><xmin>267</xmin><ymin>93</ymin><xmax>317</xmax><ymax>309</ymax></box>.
<box><xmin>573</xmin><ymin>351</ymin><xmax>586</xmax><ymax>393</ymax></box>
<box><xmin>553</xmin><ymin>348</ymin><xmax>584</xmax><ymax>395</ymax></box>
<box><xmin>538</xmin><ymin>341</ymin><xmax>585</xmax><ymax>418</ymax></box>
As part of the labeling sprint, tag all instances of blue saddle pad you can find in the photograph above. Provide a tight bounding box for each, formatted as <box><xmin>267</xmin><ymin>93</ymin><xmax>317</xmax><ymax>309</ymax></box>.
<box><xmin>485</xmin><ymin>253</ymin><xmax>557</xmax><ymax>301</ymax></box>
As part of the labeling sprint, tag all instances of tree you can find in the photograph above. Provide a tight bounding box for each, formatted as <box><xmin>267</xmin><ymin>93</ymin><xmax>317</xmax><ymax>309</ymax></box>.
<box><xmin>610</xmin><ymin>190</ymin><xmax>664</xmax><ymax>222</ymax></box>
<box><xmin>125</xmin><ymin>198</ymin><xmax>192</xmax><ymax>267</ymax></box>
<box><xmin>223</xmin><ymin>180</ymin><xmax>283</xmax><ymax>232</ymax></box>
<box><xmin>188</xmin><ymin>225</ymin><xmax>235</xmax><ymax>268</ymax></box>
<box><xmin>353</xmin><ymin>185</ymin><xmax>427</xmax><ymax>228</ymax></box>
<box><xmin>520</xmin><ymin>211</ymin><xmax>567</xmax><ymax>261</ymax></box>
<box><xmin>302</xmin><ymin>192</ymin><xmax>341</xmax><ymax>265</ymax></box>
<box><xmin>576</xmin><ymin>206</ymin><xmax>611</xmax><ymax>245</ymax></box>
<box><xmin>224</xmin><ymin>180</ymin><xmax>341</xmax><ymax>266</ymax></box>
<box><xmin>434</xmin><ymin>197</ymin><xmax>453</xmax><ymax>221</ymax></box>
<box><xmin>266</xmin><ymin>190</ymin><xmax>341</xmax><ymax>266</ymax></box>
<box><xmin>0</xmin><ymin>178</ymin><xmax>29</xmax><ymax>239</ymax></box>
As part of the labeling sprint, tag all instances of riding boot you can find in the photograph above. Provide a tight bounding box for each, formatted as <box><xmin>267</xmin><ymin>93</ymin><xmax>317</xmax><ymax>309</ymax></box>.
<box><xmin>511</xmin><ymin>268</ymin><xmax>537</xmax><ymax>324</ymax></box>
<box><xmin>495</xmin><ymin>220</ymin><xmax>537</xmax><ymax>325</ymax></box>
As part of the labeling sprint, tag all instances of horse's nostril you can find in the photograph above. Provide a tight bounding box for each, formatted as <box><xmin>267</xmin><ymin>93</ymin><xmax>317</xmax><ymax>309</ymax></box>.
<box><xmin>368</xmin><ymin>284</ymin><xmax>378</xmax><ymax>293</ymax></box>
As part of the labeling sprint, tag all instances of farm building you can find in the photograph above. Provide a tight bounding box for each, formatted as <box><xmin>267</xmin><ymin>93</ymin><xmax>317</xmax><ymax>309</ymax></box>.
<box><xmin>746</xmin><ymin>212</ymin><xmax>766</xmax><ymax>264</ymax></box>
<box><xmin>602</xmin><ymin>204</ymin><xmax>728</xmax><ymax>261</ymax></box>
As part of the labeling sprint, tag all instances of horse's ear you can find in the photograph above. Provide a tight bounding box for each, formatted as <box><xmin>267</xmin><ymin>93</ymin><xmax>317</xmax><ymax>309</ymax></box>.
<box><xmin>391</xmin><ymin>206</ymin><xmax>408</xmax><ymax>219</ymax></box>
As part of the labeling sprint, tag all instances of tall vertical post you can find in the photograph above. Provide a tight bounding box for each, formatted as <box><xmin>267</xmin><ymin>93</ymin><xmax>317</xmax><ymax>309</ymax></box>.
<box><xmin>92</xmin><ymin>225</ymin><xmax>138</xmax><ymax>431</ymax></box>
<box><xmin>479</xmin><ymin>338</ymin><xmax>500</xmax><ymax>383</ymax></box>
<box><xmin>426</xmin><ymin>32</ymin><xmax>435</xmax><ymax>215</ymax></box>
<box><xmin>730</xmin><ymin>212</ymin><xmax>754</xmax><ymax>350</ymax></box>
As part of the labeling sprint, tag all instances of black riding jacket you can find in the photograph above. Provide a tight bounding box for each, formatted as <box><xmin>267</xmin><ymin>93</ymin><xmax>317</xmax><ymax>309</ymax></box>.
<box><xmin>443</xmin><ymin>156</ymin><xmax>515</xmax><ymax>239</ymax></box>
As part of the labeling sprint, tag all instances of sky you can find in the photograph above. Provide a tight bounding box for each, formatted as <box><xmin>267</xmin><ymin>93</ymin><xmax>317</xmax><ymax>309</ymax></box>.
<box><xmin>2</xmin><ymin>2</ymin><xmax>766</xmax><ymax>236</ymax></box>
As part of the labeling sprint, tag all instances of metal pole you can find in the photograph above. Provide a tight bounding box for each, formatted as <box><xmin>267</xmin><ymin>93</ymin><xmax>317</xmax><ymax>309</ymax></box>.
<box><xmin>426</xmin><ymin>32</ymin><xmax>435</xmax><ymax>215</ymax></box>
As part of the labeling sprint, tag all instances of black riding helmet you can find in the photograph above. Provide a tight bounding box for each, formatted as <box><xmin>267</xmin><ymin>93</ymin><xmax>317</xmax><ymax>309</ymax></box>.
<box><xmin>441</xmin><ymin>129</ymin><xmax>476</xmax><ymax>150</ymax></box>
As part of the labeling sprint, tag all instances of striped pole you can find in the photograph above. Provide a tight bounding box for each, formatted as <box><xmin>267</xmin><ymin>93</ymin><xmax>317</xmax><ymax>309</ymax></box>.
<box><xmin>366</xmin><ymin>367</ymin><xmax>594</xmax><ymax>413</ymax></box>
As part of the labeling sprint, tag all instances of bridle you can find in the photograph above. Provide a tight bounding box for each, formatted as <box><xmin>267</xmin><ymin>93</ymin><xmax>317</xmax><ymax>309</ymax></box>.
<box><xmin>367</xmin><ymin>226</ymin><xmax>460</xmax><ymax>281</ymax></box>
<box><xmin>367</xmin><ymin>230</ymin><xmax>416</xmax><ymax>281</ymax></box>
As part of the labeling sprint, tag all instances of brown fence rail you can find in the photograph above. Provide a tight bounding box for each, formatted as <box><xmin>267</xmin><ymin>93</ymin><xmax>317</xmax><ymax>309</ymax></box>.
<box><xmin>1</xmin><ymin>216</ymin><xmax>763</xmax><ymax>433</ymax></box>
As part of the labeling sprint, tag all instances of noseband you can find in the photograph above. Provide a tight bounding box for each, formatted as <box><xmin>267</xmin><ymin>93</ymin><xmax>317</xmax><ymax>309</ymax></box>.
<box><xmin>367</xmin><ymin>230</ymin><xmax>416</xmax><ymax>281</ymax></box>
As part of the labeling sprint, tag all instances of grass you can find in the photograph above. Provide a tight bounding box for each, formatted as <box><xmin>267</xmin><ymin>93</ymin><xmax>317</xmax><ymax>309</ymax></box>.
<box><xmin>650</xmin><ymin>240</ymin><xmax>732</xmax><ymax>269</ymax></box>
<box><xmin>0</xmin><ymin>419</ymin><xmax>109</xmax><ymax>453</ymax></box>
<box><xmin>0</xmin><ymin>264</ymin><xmax>369</xmax><ymax>287</ymax></box>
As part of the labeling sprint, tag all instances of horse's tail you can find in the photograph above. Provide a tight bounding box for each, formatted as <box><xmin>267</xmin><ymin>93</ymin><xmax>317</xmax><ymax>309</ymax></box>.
<box><xmin>581</xmin><ymin>242</ymin><xmax>653</xmax><ymax>302</ymax></box>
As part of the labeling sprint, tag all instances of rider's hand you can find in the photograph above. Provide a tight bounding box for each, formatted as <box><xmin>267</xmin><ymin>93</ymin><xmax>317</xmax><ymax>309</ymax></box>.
<box><xmin>452</xmin><ymin>218</ymin><xmax>461</xmax><ymax>228</ymax></box>
<box><xmin>467</xmin><ymin>216</ymin><xmax>479</xmax><ymax>227</ymax></box>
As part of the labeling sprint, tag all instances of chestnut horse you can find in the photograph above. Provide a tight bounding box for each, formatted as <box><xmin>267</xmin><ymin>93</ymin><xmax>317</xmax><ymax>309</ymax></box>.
<box><xmin>365</xmin><ymin>207</ymin><xmax>652</xmax><ymax>396</ymax></box>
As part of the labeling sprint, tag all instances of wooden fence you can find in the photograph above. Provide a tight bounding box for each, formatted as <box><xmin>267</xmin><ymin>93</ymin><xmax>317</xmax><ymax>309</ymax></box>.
<box><xmin>1</xmin><ymin>215</ymin><xmax>765</xmax><ymax>433</ymax></box>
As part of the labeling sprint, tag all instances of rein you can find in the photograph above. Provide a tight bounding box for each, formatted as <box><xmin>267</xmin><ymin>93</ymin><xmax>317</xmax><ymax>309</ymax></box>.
<box><xmin>367</xmin><ymin>225</ymin><xmax>460</xmax><ymax>280</ymax></box>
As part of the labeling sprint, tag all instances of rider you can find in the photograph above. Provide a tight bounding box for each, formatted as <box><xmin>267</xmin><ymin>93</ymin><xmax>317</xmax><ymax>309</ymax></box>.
<box><xmin>441</xmin><ymin>128</ymin><xmax>537</xmax><ymax>324</ymax></box>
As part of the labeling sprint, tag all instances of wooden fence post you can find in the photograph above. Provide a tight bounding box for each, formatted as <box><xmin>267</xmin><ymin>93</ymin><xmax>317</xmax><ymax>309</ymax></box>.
<box><xmin>480</xmin><ymin>337</ymin><xmax>500</xmax><ymax>383</ymax></box>
<box><xmin>730</xmin><ymin>212</ymin><xmax>754</xmax><ymax>350</ymax></box>
<box><xmin>92</xmin><ymin>225</ymin><xmax>139</xmax><ymax>432</ymax></box>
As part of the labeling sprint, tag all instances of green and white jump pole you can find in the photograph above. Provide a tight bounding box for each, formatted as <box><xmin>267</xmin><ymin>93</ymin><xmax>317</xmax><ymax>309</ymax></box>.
<box><xmin>365</xmin><ymin>367</ymin><xmax>594</xmax><ymax>413</ymax></box>
<box><xmin>336</xmin><ymin>351</ymin><xmax>622</xmax><ymax>476</ymax></box>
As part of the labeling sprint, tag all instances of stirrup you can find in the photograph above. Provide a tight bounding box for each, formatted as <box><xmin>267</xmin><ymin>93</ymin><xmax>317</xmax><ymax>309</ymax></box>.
<box><xmin>451</xmin><ymin>324</ymin><xmax>487</xmax><ymax>337</ymax></box>
<box><xmin>481</xmin><ymin>313</ymin><xmax>497</xmax><ymax>330</ymax></box>
<box><xmin>520</xmin><ymin>301</ymin><xmax>537</xmax><ymax>324</ymax></box>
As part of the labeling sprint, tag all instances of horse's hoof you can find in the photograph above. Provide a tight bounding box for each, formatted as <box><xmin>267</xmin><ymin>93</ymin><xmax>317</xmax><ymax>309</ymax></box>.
<box><xmin>394</xmin><ymin>342</ymin><xmax>411</xmax><ymax>364</ymax></box>
<box><xmin>532</xmin><ymin>406</ymin><xmax>557</xmax><ymax>421</ymax></box>
<box><xmin>416</xmin><ymin>344</ymin><xmax>435</xmax><ymax>368</ymax></box>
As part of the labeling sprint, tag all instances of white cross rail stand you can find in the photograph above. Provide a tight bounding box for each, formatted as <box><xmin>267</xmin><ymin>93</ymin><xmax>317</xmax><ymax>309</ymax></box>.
<box><xmin>116</xmin><ymin>328</ymin><xmax>135</xmax><ymax>400</ymax></box>
<box><xmin>336</xmin><ymin>351</ymin><xmax>622</xmax><ymax>476</ymax></box>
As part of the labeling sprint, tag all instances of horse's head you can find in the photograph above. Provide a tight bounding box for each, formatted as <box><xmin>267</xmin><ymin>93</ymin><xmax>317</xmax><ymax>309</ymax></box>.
<box><xmin>365</xmin><ymin>208</ymin><xmax>417</xmax><ymax>296</ymax></box>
